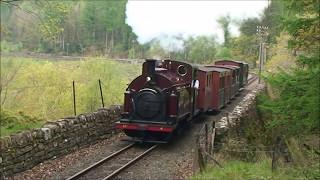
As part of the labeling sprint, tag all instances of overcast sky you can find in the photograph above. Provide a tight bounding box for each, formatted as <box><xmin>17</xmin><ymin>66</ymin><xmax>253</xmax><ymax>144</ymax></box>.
<box><xmin>126</xmin><ymin>1</ymin><xmax>269</xmax><ymax>44</ymax></box>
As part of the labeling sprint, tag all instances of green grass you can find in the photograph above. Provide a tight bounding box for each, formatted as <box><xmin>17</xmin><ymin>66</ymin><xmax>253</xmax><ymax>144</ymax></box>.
<box><xmin>1</xmin><ymin>56</ymin><xmax>141</xmax><ymax>136</ymax></box>
<box><xmin>191</xmin><ymin>159</ymin><xmax>309</xmax><ymax>180</ymax></box>
<box><xmin>0</xmin><ymin>110</ymin><xmax>44</xmax><ymax>136</ymax></box>
<box><xmin>1</xmin><ymin>120</ymin><xmax>44</xmax><ymax>136</ymax></box>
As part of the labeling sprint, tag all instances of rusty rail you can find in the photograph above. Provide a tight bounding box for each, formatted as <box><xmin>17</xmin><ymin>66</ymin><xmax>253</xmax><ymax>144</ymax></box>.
<box><xmin>66</xmin><ymin>143</ymin><xmax>157</xmax><ymax>180</ymax></box>
<box><xmin>102</xmin><ymin>144</ymin><xmax>158</xmax><ymax>180</ymax></box>
<box><xmin>66</xmin><ymin>143</ymin><xmax>135</xmax><ymax>180</ymax></box>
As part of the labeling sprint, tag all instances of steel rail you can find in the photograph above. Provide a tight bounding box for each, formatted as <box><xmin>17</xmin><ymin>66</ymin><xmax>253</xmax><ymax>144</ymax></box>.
<box><xmin>66</xmin><ymin>143</ymin><xmax>135</xmax><ymax>180</ymax></box>
<box><xmin>102</xmin><ymin>144</ymin><xmax>158</xmax><ymax>180</ymax></box>
<box><xmin>247</xmin><ymin>76</ymin><xmax>258</xmax><ymax>85</ymax></box>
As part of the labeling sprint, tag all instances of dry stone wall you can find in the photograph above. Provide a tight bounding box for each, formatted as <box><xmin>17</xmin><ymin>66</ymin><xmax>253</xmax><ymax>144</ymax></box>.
<box><xmin>215</xmin><ymin>84</ymin><xmax>265</xmax><ymax>136</ymax></box>
<box><xmin>0</xmin><ymin>106</ymin><xmax>121</xmax><ymax>177</ymax></box>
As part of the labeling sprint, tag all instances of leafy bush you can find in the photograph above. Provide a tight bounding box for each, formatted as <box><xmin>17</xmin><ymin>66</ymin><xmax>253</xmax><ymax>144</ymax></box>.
<box><xmin>0</xmin><ymin>110</ymin><xmax>44</xmax><ymax>136</ymax></box>
<box><xmin>0</xmin><ymin>40</ymin><xmax>23</xmax><ymax>53</ymax></box>
<box><xmin>258</xmin><ymin>67</ymin><xmax>320</xmax><ymax>137</ymax></box>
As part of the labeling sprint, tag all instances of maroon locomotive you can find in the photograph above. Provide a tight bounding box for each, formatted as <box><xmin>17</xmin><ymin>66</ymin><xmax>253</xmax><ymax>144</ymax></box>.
<box><xmin>115</xmin><ymin>59</ymin><xmax>248</xmax><ymax>142</ymax></box>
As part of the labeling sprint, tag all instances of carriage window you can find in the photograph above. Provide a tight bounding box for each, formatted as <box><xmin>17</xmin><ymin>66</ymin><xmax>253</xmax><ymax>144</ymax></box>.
<box><xmin>177</xmin><ymin>65</ymin><xmax>187</xmax><ymax>76</ymax></box>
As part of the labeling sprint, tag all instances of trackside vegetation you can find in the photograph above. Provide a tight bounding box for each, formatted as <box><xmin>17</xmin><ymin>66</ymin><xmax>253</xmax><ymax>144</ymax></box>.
<box><xmin>0</xmin><ymin>57</ymin><xmax>140</xmax><ymax>136</ymax></box>
<box><xmin>192</xmin><ymin>0</ymin><xmax>319</xmax><ymax>179</ymax></box>
<box><xmin>191</xmin><ymin>160</ymin><xmax>317</xmax><ymax>180</ymax></box>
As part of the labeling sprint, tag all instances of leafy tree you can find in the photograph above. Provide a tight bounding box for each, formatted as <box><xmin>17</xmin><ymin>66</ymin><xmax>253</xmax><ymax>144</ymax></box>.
<box><xmin>1</xmin><ymin>1</ymin><xmax>139</xmax><ymax>57</ymax></box>
<box><xmin>259</xmin><ymin>0</ymin><xmax>320</xmax><ymax>138</ymax></box>
<box><xmin>281</xmin><ymin>0</ymin><xmax>320</xmax><ymax>68</ymax></box>
<box><xmin>185</xmin><ymin>36</ymin><xmax>217</xmax><ymax>63</ymax></box>
<box><xmin>239</xmin><ymin>18</ymin><xmax>261</xmax><ymax>36</ymax></box>
<box><xmin>217</xmin><ymin>15</ymin><xmax>232</xmax><ymax>47</ymax></box>
<box><xmin>260</xmin><ymin>0</ymin><xmax>284</xmax><ymax>43</ymax></box>
<box><xmin>260</xmin><ymin>67</ymin><xmax>320</xmax><ymax>136</ymax></box>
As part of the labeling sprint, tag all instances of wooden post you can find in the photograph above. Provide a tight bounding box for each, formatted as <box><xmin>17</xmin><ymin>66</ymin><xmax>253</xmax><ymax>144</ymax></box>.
<box><xmin>72</xmin><ymin>81</ymin><xmax>76</xmax><ymax>116</ymax></box>
<box><xmin>226</xmin><ymin>112</ymin><xmax>230</xmax><ymax>127</ymax></box>
<box><xmin>193</xmin><ymin>135</ymin><xmax>200</xmax><ymax>173</ymax></box>
<box><xmin>205</xmin><ymin>123</ymin><xmax>208</xmax><ymax>153</ymax></box>
<box><xmin>193</xmin><ymin>134</ymin><xmax>205</xmax><ymax>173</ymax></box>
<box><xmin>98</xmin><ymin>79</ymin><xmax>105</xmax><ymax>108</ymax></box>
<box><xmin>211</xmin><ymin>127</ymin><xmax>216</xmax><ymax>156</ymax></box>
<box><xmin>272</xmin><ymin>136</ymin><xmax>281</xmax><ymax>171</ymax></box>
<box><xmin>204</xmin><ymin>151</ymin><xmax>223</xmax><ymax>168</ymax></box>
<box><xmin>198</xmin><ymin>141</ymin><xmax>205</xmax><ymax>172</ymax></box>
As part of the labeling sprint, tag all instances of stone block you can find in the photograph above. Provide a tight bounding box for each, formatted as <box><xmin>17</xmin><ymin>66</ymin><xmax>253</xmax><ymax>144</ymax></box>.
<box><xmin>0</xmin><ymin>136</ymin><xmax>12</xmax><ymax>150</ymax></box>
<box><xmin>31</xmin><ymin>128</ymin><xmax>43</xmax><ymax>140</ymax></box>
<box><xmin>15</xmin><ymin>145</ymin><xmax>33</xmax><ymax>156</ymax></box>
<box><xmin>10</xmin><ymin>132</ymin><xmax>30</xmax><ymax>147</ymax></box>
<box><xmin>43</xmin><ymin>122</ymin><xmax>60</xmax><ymax>134</ymax></box>
<box><xmin>56</xmin><ymin>119</ymin><xmax>69</xmax><ymax>130</ymax></box>
<box><xmin>78</xmin><ymin>114</ymin><xmax>87</xmax><ymax>124</ymax></box>
<box><xmin>41</xmin><ymin>128</ymin><xmax>52</xmax><ymax>141</ymax></box>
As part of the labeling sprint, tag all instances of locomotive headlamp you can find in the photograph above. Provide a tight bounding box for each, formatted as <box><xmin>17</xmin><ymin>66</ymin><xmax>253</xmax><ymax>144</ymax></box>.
<box><xmin>146</xmin><ymin>76</ymin><xmax>151</xmax><ymax>82</ymax></box>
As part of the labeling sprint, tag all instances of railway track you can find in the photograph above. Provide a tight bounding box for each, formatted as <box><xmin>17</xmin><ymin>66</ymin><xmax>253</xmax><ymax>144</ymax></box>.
<box><xmin>247</xmin><ymin>74</ymin><xmax>258</xmax><ymax>85</ymax></box>
<box><xmin>66</xmin><ymin>143</ymin><xmax>158</xmax><ymax>180</ymax></box>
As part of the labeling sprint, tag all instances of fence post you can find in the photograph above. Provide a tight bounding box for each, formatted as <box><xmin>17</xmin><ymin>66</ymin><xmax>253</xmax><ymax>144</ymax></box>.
<box><xmin>226</xmin><ymin>112</ymin><xmax>230</xmax><ymax>127</ymax></box>
<box><xmin>198</xmin><ymin>135</ymin><xmax>205</xmax><ymax>172</ymax></box>
<box><xmin>211</xmin><ymin>121</ymin><xmax>216</xmax><ymax>156</ymax></box>
<box><xmin>193</xmin><ymin>135</ymin><xmax>199</xmax><ymax>173</ymax></box>
<box><xmin>205</xmin><ymin>123</ymin><xmax>208</xmax><ymax>154</ymax></box>
<box><xmin>272</xmin><ymin>136</ymin><xmax>281</xmax><ymax>171</ymax></box>
<box><xmin>193</xmin><ymin>134</ymin><xmax>205</xmax><ymax>173</ymax></box>
<box><xmin>72</xmin><ymin>81</ymin><xmax>76</xmax><ymax>116</ymax></box>
<box><xmin>98</xmin><ymin>79</ymin><xmax>105</xmax><ymax>108</ymax></box>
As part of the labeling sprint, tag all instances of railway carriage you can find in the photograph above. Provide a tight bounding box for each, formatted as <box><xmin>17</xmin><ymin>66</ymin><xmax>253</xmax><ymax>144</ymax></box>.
<box><xmin>207</xmin><ymin>65</ymin><xmax>240</xmax><ymax>99</ymax></box>
<box><xmin>214</xmin><ymin>60</ymin><xmax>249</xmax><ymax>88</ymax></box>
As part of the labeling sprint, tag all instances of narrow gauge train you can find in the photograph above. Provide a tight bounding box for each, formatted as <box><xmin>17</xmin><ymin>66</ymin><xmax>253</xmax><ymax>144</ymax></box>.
<box><xmin>115</xmin><ymin>59</ymin><xmax>248</xmax><ymax>142</ymax></box>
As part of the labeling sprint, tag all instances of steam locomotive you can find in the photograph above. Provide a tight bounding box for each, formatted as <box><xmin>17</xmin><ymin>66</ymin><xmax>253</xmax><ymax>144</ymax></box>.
<box><xmin>115</xmin><ymin>59</ymin><xmax>248</xmax><ymax>142</ymax></box>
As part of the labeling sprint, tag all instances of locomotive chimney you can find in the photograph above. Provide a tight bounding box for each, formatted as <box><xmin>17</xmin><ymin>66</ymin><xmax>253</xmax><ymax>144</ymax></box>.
<box><xmin>142</xmin><ymin>59</ymin><xmax>157</xmax><ymax>85</ymax></box>
<box><xmin>146</xmin><ymin>59</ymin><xmax>156</xmax><ymax>76</ymax></box>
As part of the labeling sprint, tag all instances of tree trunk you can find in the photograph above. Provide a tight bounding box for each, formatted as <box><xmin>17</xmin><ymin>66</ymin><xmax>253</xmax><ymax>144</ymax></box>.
<box><xmin>62</xmin><ymin>32</ymin><xmax>65</xmax><ymax>52</ymax></box>
<box><xmin>105</xmin><ymin>31</ymin><xmax>108</xmax><ymax>56</ymax></box>
<box><xmin>111</xmin><ymin>30</ymin><xmax>114</xmax><ymax>54</ymax></box>
<box><xmin>92</xmin><ymin>28</ymin><xmax>96</xmax><ymax>43</ymax></box>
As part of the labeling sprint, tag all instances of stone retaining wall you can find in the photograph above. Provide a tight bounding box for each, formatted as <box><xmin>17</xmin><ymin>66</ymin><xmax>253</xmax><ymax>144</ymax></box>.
<box><xmin>215</xmin><ymin>84</ymin><xmax>265</xmax><ymax>136</ymax></box>
<box><xmin>0</xmin><ymin>106</ymin><xmax>121</xmax><ymax>177</ymax></box>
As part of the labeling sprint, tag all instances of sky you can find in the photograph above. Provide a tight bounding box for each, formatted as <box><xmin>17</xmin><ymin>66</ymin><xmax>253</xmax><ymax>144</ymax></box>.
<box><xmin>126</xmin><ymin>1</ymin><xmax>269</xmax><ymax>44</ymax></box>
